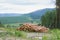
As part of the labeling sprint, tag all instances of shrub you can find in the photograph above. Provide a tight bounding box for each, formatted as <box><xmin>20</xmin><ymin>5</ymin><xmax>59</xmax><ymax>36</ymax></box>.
<box><xmin>15</xmin><ymin>31</ymin><xmax>27</xmax><ymax>38</ymax></box>
<box><xmin>42</xmin><ymin>29</ymin><xmax>60</xmax><ymax>40</ymax></box>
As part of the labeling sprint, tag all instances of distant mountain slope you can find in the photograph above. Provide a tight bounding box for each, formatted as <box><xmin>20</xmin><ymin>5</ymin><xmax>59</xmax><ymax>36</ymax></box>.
<box><xmin>26</xmin><ymin>8</ymin><xmax>55</xmax><ymax>19</ymax></box>
<box><xmin>0</xmin><ymin>13</ymin><xmax>21</xmax><ymax>17</ymax></box>
<box><xmin>0</xmin><ymin>8</ymin><xmax>55</xmax><ymax>24</ymax></box>
<box><xmin>0</xmin><ymin>16</ymin><xmax>32</xmax><ymax>24</ymax></box>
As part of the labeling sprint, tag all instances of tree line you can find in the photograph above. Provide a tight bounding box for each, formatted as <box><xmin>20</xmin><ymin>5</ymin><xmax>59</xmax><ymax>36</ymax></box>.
<box><xmin>41</xmin><ymin>10</ymin><xmax>57</xmax><ymax>29</ymax></box>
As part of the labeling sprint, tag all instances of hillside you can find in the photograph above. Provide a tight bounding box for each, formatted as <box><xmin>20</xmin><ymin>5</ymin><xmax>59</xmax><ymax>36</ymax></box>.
<box><xmin>0</xmin><ymin>16</ymin><xmax>33</xmax><ymax>24</ymax></box>
<box><xmin>26</xmin><ymin>8</ymin><xmax>54</xmax><ymax>19</ymax></box>
<box><xmin>0</xmin><ymin>8</ymin><xmax>54</xmax><ymax>24</ymax></box>
<box><xmin>0</xmin><ymin>13</ymin><xmax>21</xmax><ymax>17</ymax></box>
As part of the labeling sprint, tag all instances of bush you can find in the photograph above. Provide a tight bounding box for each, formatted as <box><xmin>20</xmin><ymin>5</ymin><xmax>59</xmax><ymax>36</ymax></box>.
<box><xmin>15</xmin><ymin>31</ymin><xmax>27</xmax><ymax>38</ymax></box>
<box><xmin>42</xmin><ymin>29</ymin><xmax>60</xmax><ymax>40</ymax></box>
<box><xmin>41</xmin><ymin>10</ymin><xmax>56</xmax><ymax>29</ymax></box>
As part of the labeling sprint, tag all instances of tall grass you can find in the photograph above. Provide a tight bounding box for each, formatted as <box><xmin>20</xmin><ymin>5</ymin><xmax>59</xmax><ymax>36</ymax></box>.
<box><xmin>42</xmin><ymin>29</ymin><xmax>60</xmax><ymax>40</ymax></box>
<box><xmin>15</xmin><ymin>30</ymin><xmax>27</xmax><ymax>38</ymax></box>
<box><xmin>0</xmin><ymin>27</ymin><xmax>27</xmax><ymax>38</ymax></box>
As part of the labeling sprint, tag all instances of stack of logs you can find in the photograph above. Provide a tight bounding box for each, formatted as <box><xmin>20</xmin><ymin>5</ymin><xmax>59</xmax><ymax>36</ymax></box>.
<box><xmin>17</xmin><ymin>23</ymin><xmax>49</xmax><ymax>32</ymax></box>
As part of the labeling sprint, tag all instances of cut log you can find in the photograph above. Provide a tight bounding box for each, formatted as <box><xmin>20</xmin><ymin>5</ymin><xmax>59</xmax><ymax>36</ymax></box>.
<box><xmin>17</xmin><ymin>23</ymin><xmax>49</xmax><ymax>32</ymax></box>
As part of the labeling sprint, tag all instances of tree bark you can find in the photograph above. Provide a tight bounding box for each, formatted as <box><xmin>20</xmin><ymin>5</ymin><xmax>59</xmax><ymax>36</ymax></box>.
<box><xmin>56</xmin><ymin>0</ymin><xmax>60</xmax><ymax>28</ymax></box>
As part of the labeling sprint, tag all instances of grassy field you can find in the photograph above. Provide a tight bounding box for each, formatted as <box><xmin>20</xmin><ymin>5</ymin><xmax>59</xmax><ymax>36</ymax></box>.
<box><xmin>0</xmin><ymin>23</ymin><xmax>60</xmax><ymax>40</ymax></box>
<box><xmin>42</xmin><ymin>29</ymin><xmax>60</xmax><ymax>40</ymax></box>
<box><xmin>4</xmin><ymin>23</ymin><xmax>39</xmax><ymax>28</ymax></box>
<box><xmin>0</xmin><ymin>27</ymin><xmax>60</xmax><ymax>40</ymax></box>
<box><xmin>0</xmin><ymin>27</ymin><xmax>39</xmax><ymax>40</ymax></box>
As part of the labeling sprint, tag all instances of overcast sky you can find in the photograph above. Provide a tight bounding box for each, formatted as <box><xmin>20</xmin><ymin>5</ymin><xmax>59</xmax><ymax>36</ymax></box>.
<box><xmin>0</xmin><ymin>0</ymin><xmax>56</xmax><ymax>14</ymax></box>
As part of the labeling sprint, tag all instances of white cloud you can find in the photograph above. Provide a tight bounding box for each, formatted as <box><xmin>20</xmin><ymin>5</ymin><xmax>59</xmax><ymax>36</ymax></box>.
<box><xmin>0</xmin><ymin>0</ymin><xmax>6</xmax><ymax>2</ymax></box>
<box><xmin>0</xmin><ymin>0</ymin><xmax>56</xmax><ymax>14</ymax></box>
<box><xmin>6</xmin><ymin>0</ymin><xmax>55</xmax><ymax>5</ymax></box>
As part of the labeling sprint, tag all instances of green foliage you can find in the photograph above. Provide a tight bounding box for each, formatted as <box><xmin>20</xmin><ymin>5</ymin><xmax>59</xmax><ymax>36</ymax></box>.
<box><xmin>15</xmin><ymin>31</ymin><xmax>27</xmax><ymax>38</ymax></box>
<box><xmin>6</xmin><ymin>24</ymin><xmax>11</xmax><ymax>28</ymax></box>
<box><xmin>50</xmin><ymin>29</ymin><xmax>60</xmax><ymax>40</ymax></box>
<box><xmin>0</xmin><ymin>22</ymin><xmax>4</xmax><ymax>27</ymax></box>
<box><xmin>0</xmin><ymin>27</ymin><xmax>27</xmax><ymax>38</ymax></box>
<box><xmin>0</xmin><ymin>15</ymin><xmax>40</xmax><ymax>24</ymax></box>
<box><xmin>42</xmin><ymin>29</ymin><xmax>60</xmax><ymax>40</ymax></box>
<box><xmin>41</xmin><ymin>10</ymin><xmax>56</xmax><ymax>28</ymax></box>
<box><xmin>19</xmin><ymin>24</ymin><xmax>23</xmax><ymax>26</ymax></box>
<box><xmin>42</xmin><ymin>35</ymin><xmax>49</xmax><ymax>40</ymax></box>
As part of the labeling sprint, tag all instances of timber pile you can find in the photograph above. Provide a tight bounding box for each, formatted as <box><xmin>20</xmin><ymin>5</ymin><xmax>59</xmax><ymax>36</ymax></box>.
<box><xmin>17</xmin><ymin>23</ymin><xmax>49</xmax><ymax>32</ymax></box>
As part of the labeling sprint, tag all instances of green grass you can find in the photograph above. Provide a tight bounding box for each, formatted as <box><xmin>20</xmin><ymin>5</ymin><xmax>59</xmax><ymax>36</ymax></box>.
<box><xmin>1</xmin><ymin>24</ymin><xmax>60</xmax><ymax>40</ymax></box>
<box><xmin>4</xmin><ymin>23</ymin><xmax>21</xmax><ymax>27</ymax></box>
<box><xmin>42</xmin><ymin>29</ymin><xmax>60</xmax><ymax>40</ymax></box>
<box><xmin>15</xmin><ymin>30</ymin><xmax>27</xmax><ymax>38</ymax></box>
<box><xmin>0</xmin><ymin>27</ymin><xmax>27</xmax><ymax>37</ymax></box>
